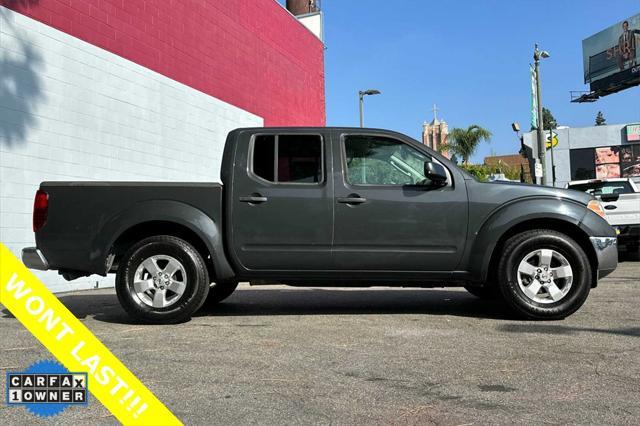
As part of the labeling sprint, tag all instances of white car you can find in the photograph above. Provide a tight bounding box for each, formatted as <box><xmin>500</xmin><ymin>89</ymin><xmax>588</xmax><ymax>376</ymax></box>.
<box><xmin>566</xmin><ymin>178</ymin><xmax>640</xmax><ymax>251</ymax></box>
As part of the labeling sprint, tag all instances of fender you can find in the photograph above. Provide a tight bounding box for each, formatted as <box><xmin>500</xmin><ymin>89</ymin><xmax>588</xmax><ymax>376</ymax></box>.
<box><xmin>466</xmin><ymin>196</ymin><xmax>590</xmax><ymax>282</ymax></box>
<box><xmin>90</xmin><ymin>200</ymin><xmax>235</xmax><ymax>280</ymax></box>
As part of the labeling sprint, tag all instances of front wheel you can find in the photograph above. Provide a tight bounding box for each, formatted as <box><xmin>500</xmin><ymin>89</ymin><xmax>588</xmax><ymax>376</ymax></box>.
<box><xmin>497</xmin><ymin>230</ymin><xmax>592</xmax><ymax>320</ymax></box>
<box><xmin>116</xmin><ymin>235</ymin><xmax>210</xmax><ymax>324</ymax></box>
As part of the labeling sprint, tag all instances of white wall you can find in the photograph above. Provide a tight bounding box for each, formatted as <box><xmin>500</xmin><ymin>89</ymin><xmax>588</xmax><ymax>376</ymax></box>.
<box><xmin>0</xmin><ymin>7</ymin><xmax>263</xmax><ymax>293</ymax></box>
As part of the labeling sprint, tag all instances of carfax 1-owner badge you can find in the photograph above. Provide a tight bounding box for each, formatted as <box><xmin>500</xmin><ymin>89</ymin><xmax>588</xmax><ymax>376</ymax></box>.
<box><xmin>6</xmin><ymin>360</ymin><xmax>88</xmax><ymax>418</ymax></box>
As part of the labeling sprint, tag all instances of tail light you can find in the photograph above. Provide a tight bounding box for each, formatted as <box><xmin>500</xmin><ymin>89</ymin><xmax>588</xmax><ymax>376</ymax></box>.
<box><xmin>33</xmin><ymin>189</ymin><xmax>49</xmax><ymax>232</ymax></box>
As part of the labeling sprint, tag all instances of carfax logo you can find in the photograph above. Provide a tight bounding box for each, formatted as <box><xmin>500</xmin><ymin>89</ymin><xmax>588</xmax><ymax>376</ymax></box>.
<box><xmin>6</xmin><ymin>360</ymin><xmax>88</xmax><ymax>418</ymax></box>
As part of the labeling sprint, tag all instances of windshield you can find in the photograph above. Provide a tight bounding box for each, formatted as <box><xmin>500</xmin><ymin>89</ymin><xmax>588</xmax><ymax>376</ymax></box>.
<box><xmin>568</xmin><ymin>181</ymin><xmax>633</xmax><ymax>196</ymax></box>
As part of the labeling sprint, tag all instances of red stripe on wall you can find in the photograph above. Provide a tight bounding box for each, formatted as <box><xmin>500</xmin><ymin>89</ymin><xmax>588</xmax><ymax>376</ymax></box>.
<box><xmin>1</xmin><ymin>0</ymin><xmax>325</xmax><ymax>126</ymax></box>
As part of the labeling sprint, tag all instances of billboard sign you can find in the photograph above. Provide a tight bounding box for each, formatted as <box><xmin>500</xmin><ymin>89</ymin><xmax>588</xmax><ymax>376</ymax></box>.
<box><xmin>582</xmin><ymin>14</ymin><xmax>640</xmax><ymax>91</ymax></box>
<box><xmin>570</xmin><ymin>143</ymin><xmax>640</xmax><ymax>180</ymax></box>
<box><xmin>626</xmin><ymin>124</ymin><xmax>640</xmax><ymax>142</ymax></box>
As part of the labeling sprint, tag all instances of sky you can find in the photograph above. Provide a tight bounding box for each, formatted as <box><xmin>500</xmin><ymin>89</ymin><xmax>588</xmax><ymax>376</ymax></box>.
<box><xmin>318</xmin><ymin>0</ymin><xmax>640</xmax><ymax>163</ymax></box>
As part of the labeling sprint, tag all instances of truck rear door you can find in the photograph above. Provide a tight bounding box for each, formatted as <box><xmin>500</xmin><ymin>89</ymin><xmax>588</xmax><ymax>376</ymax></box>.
<box><xmin>228</xmin><ymin>130</ymin><xmax>333</xmax><ymax>273</ymax></box>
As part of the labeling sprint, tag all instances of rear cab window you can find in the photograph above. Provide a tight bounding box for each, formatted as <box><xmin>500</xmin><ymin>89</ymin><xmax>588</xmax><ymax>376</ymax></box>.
<box><xmin>251</xmin><ymin>134</ymin><xmax>323</xmax><ymax>184</ymax></box>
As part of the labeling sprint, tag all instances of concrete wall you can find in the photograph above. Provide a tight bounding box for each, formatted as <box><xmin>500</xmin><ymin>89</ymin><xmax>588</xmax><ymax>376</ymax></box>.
<box><xmin>523</xmin><ymin>123</ymin><xmax>630</xmax><ymax>188</ymax></box>
<box><xmin>0</xmin><ymin>7</ymin><xmax>263</xmax><ymax>292</ymax></box>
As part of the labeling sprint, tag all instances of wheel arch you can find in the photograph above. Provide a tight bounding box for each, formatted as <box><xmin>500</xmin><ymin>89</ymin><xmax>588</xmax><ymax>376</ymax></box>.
<box><xmin>92</xmin><ymin>200</ymin><xmax>235</xmax><ymax>282</ymax></box>
<box><xmin>465</xmin><ymin>197</ymin><xmax>598</xmax><ymax>288</ymax></box>
<box><xmin>483</xmin><ymin>218</ymin><xmax>598</xmax><ymax>288</ymax></box>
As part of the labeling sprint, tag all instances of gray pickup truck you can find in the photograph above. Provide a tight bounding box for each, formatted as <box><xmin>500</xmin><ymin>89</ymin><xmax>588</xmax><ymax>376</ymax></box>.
<box><xmin>22</xmin><ymin>127</ymin><xmax>618</xmax><ymax>323</ymax></box>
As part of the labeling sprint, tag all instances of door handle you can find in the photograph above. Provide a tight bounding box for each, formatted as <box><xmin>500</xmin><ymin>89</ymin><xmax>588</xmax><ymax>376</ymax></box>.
<box><xmin>337</xmin><ymin>195</ymin><xmax>367</xmax><ymax>205</ymax></box>
<box><xmin>604</xmin><ymin>205</ymin><xmax>617</xmax><ymax>210</ymax></box>
<box><xmin>239</xmin><ymin>194</ymin><xmax>268</xmax><ymax>204</ymax></box>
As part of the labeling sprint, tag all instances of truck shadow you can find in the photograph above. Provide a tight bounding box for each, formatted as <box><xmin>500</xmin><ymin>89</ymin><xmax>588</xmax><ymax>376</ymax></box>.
<box><xmin>1</xmin><ymin>288</ymin><xmax>516</xmax><ymax>323</ymax></box>
<box><xmin>194</xmin><ymin>288</ymin><xmax>516</xmax><ymax>320</ymax></box>
<box><xmin>496</xmin><ymin>323</ymin><xmax>640</xmax><ymax>337</ymax></box>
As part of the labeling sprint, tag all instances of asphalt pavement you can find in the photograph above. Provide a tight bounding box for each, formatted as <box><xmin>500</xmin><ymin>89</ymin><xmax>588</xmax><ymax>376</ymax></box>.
<box><xmin>1</xmin><ymin>257</ymin><xmax>639</xmax><ymax>425</ymax></box>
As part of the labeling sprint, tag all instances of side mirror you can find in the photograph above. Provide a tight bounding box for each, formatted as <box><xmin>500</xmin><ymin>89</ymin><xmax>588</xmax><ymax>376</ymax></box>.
<box><xmin>424</xmin><ymin>161</ymin><xmax>448</xmax><ymax>187</ymax></box>
<box><xmin>600</xmin><ymin>193</ymin><xmax>619</xmax><ymax>202</ymax></box>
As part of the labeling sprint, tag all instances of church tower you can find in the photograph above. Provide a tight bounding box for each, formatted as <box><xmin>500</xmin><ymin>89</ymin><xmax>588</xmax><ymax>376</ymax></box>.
<box><xmin>422</xmin><ymin>104</ymin><xmax>449</xmax><ymax>158</ymax></box>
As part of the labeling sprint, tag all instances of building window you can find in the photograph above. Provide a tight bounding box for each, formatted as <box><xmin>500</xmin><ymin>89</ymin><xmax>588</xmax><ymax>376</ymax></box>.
<box><xmin>252</xmin><ymin>134</ymin><xmax>323</xmax><ymax>184</ymax></box>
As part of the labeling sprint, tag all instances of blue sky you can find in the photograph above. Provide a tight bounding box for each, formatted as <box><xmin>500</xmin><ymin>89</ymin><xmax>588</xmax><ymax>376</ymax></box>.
<box><xmin>319</xmin><ymin>0</ymin><xmax>640</xmax><ymax>163</ymax></box>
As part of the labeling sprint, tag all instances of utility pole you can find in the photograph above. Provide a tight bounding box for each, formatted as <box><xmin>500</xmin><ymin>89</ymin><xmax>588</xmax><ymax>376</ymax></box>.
<box><xmin>359</xmin><ymin>93</ymin><xmax>364</xmax><ymax>128</ymax></box>
<box><xmin>549</xmin><ymin>127</ymin><xmax>556</xmax><ymax>186</ymax></box>
<box><xmin>533</xmin><ymin>44</ymin><xmax>549</xmax><ymax>185</ymax></box>
<box><xmin>358</xmin><ymin>89</ymin><xmax>381</xmax><ymax>128</ymax></box>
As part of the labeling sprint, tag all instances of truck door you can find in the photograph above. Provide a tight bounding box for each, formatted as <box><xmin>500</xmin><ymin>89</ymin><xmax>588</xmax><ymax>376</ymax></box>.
<box><xmin>230</xmin><ymin>131</ymin><xmax>333</xmax><ymax>273</ymax></box>
<box><xmin>332</xmin><ymin>131</ymin><xmax>468</xmax><ymax>272</ymax></box>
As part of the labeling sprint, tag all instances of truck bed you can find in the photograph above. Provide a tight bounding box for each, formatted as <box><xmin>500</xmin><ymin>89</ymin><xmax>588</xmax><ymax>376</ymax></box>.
<box><xmin>36</xmin><ymin>182</ymin><xmax>223</xmax><ymax>276</ymax></box>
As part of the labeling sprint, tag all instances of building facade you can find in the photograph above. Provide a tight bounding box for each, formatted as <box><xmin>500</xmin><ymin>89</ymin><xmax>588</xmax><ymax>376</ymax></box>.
<box><xmin>523</xmin><ymin>123</ymin><xmax>640</xmax><ymax>187</ymax></box>
<box><xmin>0</xmin><ymin>0</ymin><xmax>325</xmax><ymax>292</ymax></box>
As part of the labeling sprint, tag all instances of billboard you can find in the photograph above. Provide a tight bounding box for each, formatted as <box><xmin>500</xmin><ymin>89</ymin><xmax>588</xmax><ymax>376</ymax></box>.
<box><xmin>582</xmin><ymin>13</ymin><xmax>640</xmax><ymax>92</ymax></box>
<box><xmin>627</xmin><ymin>124</ymin><xmax>640</xmax><ymax>142</ymax></box>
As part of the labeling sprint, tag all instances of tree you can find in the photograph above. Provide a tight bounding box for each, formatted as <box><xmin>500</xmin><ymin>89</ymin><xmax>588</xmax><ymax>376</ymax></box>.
<box><xmin>542</xmin><ymin>107</ymin><xmax>557</xmax><ymax>130</ymax></box>
<box><xmin>595</xmin><ymin>111</ymin><xmax>606</xmax><ymax>126</ymax></box>
<box><xmin>447</xmin><ymin>125</ymin><xmax>492</xmax><ymax>165</ymax></box>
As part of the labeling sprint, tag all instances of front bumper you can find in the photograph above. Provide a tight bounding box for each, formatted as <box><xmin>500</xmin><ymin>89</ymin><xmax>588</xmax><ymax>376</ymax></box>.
<box><xmin>589</xmin><ymin>237</ymin><xmax>618</xmax><ymax>279</ymax></box>
<box><xmin>21</xmin><ymin>247</ymin><xmax>50</xmax><ymax>270</ymax></box>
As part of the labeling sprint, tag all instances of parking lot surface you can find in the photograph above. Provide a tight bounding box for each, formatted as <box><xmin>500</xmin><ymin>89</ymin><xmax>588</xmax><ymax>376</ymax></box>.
<box><xmin>1</xmin><ymin>258</ymin><xmax>639</xmax><ymax>425</ymax></box>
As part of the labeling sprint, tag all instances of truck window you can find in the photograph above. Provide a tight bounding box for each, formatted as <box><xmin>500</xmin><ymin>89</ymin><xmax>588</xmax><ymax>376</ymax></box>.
<box><xmin>252</xmin><ymin>134</ymin><xmax>323</xmax><ymax>184</ymax></box>
<box><xmin>568</xmin><ymin>181</ymin><xmax>633</xmax><ymax>195</ymax></box>
<box><xmin>343</xmin><ymin>135</ymin><xmax>429</xmax><ymax>186</ymax></box>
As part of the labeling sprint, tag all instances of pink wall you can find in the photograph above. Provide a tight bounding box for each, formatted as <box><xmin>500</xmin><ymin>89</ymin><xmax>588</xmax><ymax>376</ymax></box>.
<box><xmin>1</xmin><ymin>0</ymin><xmax>326</xmax><ymax>126</ymax></box>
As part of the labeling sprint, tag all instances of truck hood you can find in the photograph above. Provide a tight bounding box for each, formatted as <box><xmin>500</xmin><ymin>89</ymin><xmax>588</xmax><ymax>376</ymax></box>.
<box><xmin>479</xmin><ymin>180</ymin><xmax>593</xmax><ymax>206</ymax></box>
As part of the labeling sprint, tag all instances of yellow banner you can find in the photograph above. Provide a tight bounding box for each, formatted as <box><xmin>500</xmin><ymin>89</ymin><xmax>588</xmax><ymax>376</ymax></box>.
<box><xmin>0</xmin><ymin>243</ymin><xmax>182</xmax><ymax>425</ymax></box>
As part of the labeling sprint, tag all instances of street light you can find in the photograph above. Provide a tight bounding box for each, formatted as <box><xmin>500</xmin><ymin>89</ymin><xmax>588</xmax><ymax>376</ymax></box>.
<box><xmin>358</xmin><ymin>89</ymin><xmax>381</xmax><ymax>127</ymax></box>
<box><xmin>533</xmin><ymin>44</ymin><xmax>550</xmax><ymax>185</ymax></box>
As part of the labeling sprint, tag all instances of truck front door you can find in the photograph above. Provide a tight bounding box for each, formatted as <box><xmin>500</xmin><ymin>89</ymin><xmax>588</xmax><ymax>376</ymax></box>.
<box><xmin>332</xmin><ymin>131</ymin><xmax>468</xmax><ymax>272</ymax></box>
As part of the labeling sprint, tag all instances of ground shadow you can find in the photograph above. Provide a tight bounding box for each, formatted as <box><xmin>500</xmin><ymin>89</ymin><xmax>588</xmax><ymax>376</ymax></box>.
<box><xmin>1</xmin><ymin>288</ymin><xmax>517</xmax><ymax>324</ymax></box>
<box><xmin>193</xmin><ymin>288</ymin><xmax>516</xmax><ymax>320</ymax></box>
<box><xmin>497</xmin><ymin>323</ymin><xmax>640</xmax><ymax>338</ymax></box>
<box><xmin>619</xmin><ymin>248</ymin><xmax>640</xmax><ymax>262</ymax></box>
<box><xmin>0</xmin><ymin>4</ymin><xmax>45</xmax><ymax>146</ymax></box>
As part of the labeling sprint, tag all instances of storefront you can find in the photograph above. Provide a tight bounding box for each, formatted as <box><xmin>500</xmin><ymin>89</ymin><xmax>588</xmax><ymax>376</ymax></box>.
<box><xmin>523</xmin><ymin>123</ymin><xmax>640</xmax><ymax>187</ymax></box>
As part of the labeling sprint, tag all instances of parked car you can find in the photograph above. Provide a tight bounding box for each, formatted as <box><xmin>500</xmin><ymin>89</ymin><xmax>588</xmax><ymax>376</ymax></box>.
<box><xmin>22</xmin><ymin>128</ymin><xmax>618</xmax><ymax>323</ymax></box>
<box><xmin>566</xmin><ymin>178</ymin><xmax>640</xmax><ymax>252</ymax></box>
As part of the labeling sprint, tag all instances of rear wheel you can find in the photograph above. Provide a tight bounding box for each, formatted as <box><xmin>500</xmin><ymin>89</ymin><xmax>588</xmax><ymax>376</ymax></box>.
<box><xmin>497</xmin><ymin>230</ymin><xmax>591</xmax><ymax>320</ymax></box>
<box><xmin>116</xmin><ymin>235</ymin><xmax>209</xmax><ymax>324</ymax></box>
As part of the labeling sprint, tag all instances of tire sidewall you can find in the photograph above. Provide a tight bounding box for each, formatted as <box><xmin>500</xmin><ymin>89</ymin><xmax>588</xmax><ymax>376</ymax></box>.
<box><xmin>116</xmin><ymin>236</ymin><xmax>209</xmax><ymax>323</ymax></box>
<box><xmin>499</xmin><ymin>232</ymin><xmax>591</xmax><ymax>319</ymax></box>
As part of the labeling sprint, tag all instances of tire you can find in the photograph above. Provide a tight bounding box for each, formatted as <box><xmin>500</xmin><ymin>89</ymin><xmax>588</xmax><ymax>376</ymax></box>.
<box><xmin>497</xmin><ymin>229</ymin><xmax>591</xmax><ymax>320</ymax></box>
<box><xmin>116</xmin><ymin>235</ymin><xmax>209</xmax><ymax>324</ymax></box>
<box><xmin>464</xmin><ymin>285</ymin><xmax>502</xmax><ymax>300</ymax></box>
<box><xmin>204</xmin><ymin>281</ymin><xmax>239</xmax><ymax>306</ymax></box>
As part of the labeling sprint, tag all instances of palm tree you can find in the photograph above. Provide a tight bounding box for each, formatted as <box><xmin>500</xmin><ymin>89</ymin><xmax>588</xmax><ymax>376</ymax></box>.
<box><xmin>447</xmin><ymin>125</ymin><xmax>492</xmax><ymax>165</ymax></box>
